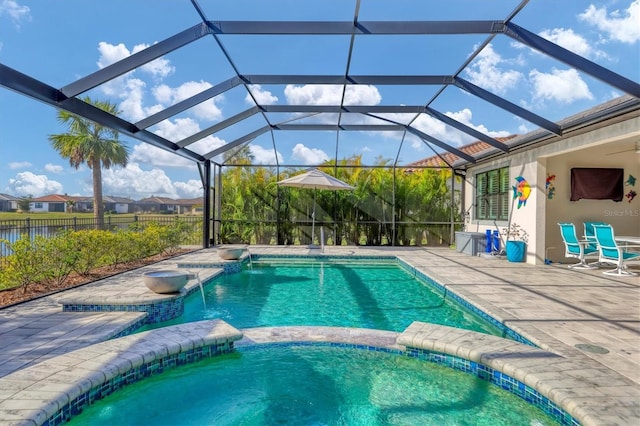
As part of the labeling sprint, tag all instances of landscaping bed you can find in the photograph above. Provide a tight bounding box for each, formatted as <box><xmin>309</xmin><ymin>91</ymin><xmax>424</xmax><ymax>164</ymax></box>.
<box><xmin>0</xmin><ymin>248</ymin><xmax>197</xmax><ymax>308</ymax></box>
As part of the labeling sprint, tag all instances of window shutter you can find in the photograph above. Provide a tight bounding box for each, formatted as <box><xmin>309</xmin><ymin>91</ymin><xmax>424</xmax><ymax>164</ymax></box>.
<box><xmin>499</xmin><ymin>168</ymin><xmax>510</xmax><ymax>220</ymax></box>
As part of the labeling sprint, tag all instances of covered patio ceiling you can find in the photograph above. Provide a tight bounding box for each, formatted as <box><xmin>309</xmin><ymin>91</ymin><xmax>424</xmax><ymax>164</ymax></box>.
<box><xmin>1</xmin><ymin>0</ymin><xmax>639</xmax><ymax>171</ymax></box>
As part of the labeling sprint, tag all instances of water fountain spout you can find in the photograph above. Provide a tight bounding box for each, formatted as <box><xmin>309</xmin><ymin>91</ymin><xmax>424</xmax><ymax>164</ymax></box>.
<box><xmin>189</xmin><ymin>271</ymin><xmax>206</xmax><ymax>310</ymax></box>
<box><xmin>245</xmin><ymin>246</ymin><xmax>253</xmax><ymax>270</ymax></box>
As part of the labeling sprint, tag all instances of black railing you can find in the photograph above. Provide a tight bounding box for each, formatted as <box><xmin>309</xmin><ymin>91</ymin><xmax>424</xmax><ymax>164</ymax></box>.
<box><xmin>0</xmin><ymin>215</ymin><xmax>202</xmax><ymax>257</ymax></box>
<box><xmin>217</xmin><ymin>219</ymin><xmax>460</xmax><ymax>247</ymax></box>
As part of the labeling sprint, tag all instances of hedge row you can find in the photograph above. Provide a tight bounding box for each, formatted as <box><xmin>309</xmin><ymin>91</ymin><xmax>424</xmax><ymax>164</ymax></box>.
<box><xmin>0</xmin><ymin>221</ymin><xmax>190</xmax><ymax>293</ymax></box>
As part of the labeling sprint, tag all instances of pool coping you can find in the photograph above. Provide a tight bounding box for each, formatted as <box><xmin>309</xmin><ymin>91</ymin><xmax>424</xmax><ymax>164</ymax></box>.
<box><xmin>0</xmin><ymin>322</ymin><xmax>587</xmax><ymax>426</ymax></box>
<box><xmin>1</xmin><ymin>247</ymin><xmax>637</xmax><ymax>425</ymax></box>
<box><xmin>0</xmin><ymin>320</ymin><xmax>243</xmax><ymax>425</ymax></box>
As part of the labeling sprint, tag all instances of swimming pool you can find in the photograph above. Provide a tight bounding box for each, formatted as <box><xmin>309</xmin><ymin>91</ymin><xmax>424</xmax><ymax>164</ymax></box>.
<box><xmin>66</xmin><ymin>344</ymin><xmax>561</xmax><ymax>426</ymax></box>
<box><xmin>143</xmin><ymin>258</ymin><xmax>508</xmax><ymax>338</ymax></box>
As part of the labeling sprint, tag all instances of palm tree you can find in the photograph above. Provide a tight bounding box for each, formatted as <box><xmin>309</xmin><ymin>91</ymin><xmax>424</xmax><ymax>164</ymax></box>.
<box><xmin>49</xmin><ymin>97</ymin><xmax>129</xmax><ymax>227</ymax></box>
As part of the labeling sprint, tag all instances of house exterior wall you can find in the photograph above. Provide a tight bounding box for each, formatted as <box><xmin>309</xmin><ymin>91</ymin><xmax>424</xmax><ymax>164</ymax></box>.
<box><xmin>464</xmin><ymin>114</ymin><xmax>640</xmax><ymax>265</ymax></box>
<box><xmin>114</xmin><ymin>203</ymin><xmax>129</xmax><ymax>214</ymax></box>
<box><xmin>0</xmin><ymin>200</ymin><xmax>18</xmax><ymax>212</ymax></box>
<box><xmin>30</xmin><ymin>202</ymin><xmax>49</xmax><ymax>213</ymax></box>
<box><xmin>543</xmin><ymin>140</ymin><xmax>639</xmax><ymax>263</ymax></box>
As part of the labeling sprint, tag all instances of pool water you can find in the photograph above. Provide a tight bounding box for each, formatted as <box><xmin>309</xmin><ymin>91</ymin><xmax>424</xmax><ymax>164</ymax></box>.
<box><xmin>67</xmin><ymin>345</ymin><xmax>559</xmax><ymax>425</ymax></box>
<box><xmin>146</xmin><ymin>259</ymin><xmax>504</xmax><ymax>336</ymax></box>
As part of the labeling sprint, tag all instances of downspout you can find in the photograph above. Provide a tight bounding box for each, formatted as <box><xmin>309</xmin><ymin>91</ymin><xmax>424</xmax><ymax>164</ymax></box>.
<box><xmin>202</xmin><ymin>161</ymin><xmax>212</xmax><ymax>248</ymax></box>
<box><xmin>450</xmin><ymin>169</ymin><xmax>455</xmax><ymax>245</ymax></box>
<box><xmin>213</xmin><ymin>162</ymin><xmax>223</xmax><ymax>246</ymax></box>
<box><xmin>392</xmin><ymin>167</ymin><xmax>396</xmax><ymax>246</ymax></box>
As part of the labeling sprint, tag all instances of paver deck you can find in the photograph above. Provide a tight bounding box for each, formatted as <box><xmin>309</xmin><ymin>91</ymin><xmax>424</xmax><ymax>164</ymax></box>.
<box><xmin>0</xmin><ymin>245</ymin><xmax>638</xmax><ymax>425</ymax></box>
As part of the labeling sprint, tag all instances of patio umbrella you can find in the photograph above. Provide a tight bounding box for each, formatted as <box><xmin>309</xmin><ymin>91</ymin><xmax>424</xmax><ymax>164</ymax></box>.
<box><xmin>277</xmin><ymin>169</ymin><xmax>355</xmax><ymax>247</ymax></box>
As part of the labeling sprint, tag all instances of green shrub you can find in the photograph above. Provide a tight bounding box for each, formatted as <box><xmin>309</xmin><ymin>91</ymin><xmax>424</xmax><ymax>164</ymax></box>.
<box><xmin>1</xmin><ymin>236</ymin><xmax>50</xmax><ymax>293</ymax></box>
<box><xmin>68</xmin><ymin>229</ymin><xmax>112</xmax><ymax>276</ymax></box>
<box><xmin>161</xmin><ymin>219</ymin><xmax>192</xmax><ymax>254</ymax></box>
<box><xmin>42</xmin><ymin>231</ymin><xmax>79</xmax><ymax>285</ymax></box>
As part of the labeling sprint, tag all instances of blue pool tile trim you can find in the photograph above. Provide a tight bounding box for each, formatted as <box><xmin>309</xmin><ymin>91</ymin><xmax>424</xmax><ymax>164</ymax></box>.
<box><xmin>249</xmin><ymin>254</ymin><xmax>536</xmax><ymax>347</ymax></box>
<box><xmin>178</xmin><ymin>260</ymin><xmax>243</xmax><ymax>273</ymax></box>
<box><xmin>404</xmin><ymin>346</ymin><xmax>580</xmax><ymax>426</ymax></box>
<box><xmin>61</xmin><ymin>274</ymin><xmax>221</xmax><ymax>325</ymax></box>
<box><xmin>61</xmin><ymin>254</ymin><xmax>535</xmax><ymax>347</ymax></box>
<box><xmin>62</xmin><ymin>297</ymin><xmax>185</xmax><ymax>324</ymax></box>
<box><xmin>238</xmin><ymin>341</ymin><xmax>579</xmax><ymax>426</ymax></box>
<box><xmin>395</xmin><ymin>258</ymin><xmax>537</xmax><ymax>347</ymax></box>
<box><xmin>42</xmin><ymin>342</ymin><xmax>236</xmax><ymax>426</ymax></box>
<box><xmin>251</xmin><ymin>254</ymin><xmax>396</xmax><ymax>261</ymax></box>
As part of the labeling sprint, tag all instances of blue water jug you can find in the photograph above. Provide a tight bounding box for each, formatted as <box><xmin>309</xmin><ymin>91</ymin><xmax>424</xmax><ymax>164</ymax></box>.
<box><xmin>485</xmin><ymin>230</ymin><xmax>492</xmax><ymax>253</ymax></box>
<box><xmin>492</xmin><ymin>230</ymin><xmax>500</xmax><ymax>253</ymax></box>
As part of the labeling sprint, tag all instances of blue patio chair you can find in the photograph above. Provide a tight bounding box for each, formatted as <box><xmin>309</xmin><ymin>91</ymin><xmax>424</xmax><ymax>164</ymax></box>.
<box><xmin>558</xmin><ymin>223</ymin><xmax>598</xmax><ymax>269</ymax></box>
<box><xmin>583</xmin><ymin>221</ymin><xmax>608</xmax><ymax>251</ymax></box>
<box><xmin>593</xmin><ymin>224</ymin><xmax>640</xmax><ymax>276</ymax></box>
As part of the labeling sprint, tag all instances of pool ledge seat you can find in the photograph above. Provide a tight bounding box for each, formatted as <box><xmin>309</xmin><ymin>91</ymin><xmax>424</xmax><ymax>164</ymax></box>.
<box><xmin>397</xmin><ymin>321</ymin><xmax>637</xmax><ymax>426</ymax></box>
<box><xmin>0</xmin><ymin>320</ymin><xmax>242</xmax><ymax>426</ymax></box>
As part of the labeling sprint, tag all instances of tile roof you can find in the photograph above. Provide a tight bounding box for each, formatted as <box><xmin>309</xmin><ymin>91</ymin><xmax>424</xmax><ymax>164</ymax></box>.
<box><xmin>405</xmin><ymin>135</ymin><xmax>519</xmax><ymax>170</ymax></box>
<box><xmin>30</xmin><ymin>194</ymin><xmax>77</xmax><ymax>203</ymax></box>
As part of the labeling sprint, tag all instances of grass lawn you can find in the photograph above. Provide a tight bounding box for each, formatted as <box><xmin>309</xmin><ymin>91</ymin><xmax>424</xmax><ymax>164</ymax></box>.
<box><xmin>0</xmin><ymin>213</ymin><xmax>204</xmax><ymax>221</ymax></box>
<box><xmin>0</xmin><ymin>212</ymin><xmax>102</xmax><ymax>220</ymax></box>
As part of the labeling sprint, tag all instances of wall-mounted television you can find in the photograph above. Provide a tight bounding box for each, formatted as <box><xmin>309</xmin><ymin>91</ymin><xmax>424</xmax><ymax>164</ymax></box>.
<box><xmin>570</xmin><ymin>168</ymin><xmax>623</xmax><ymax>202</ymax></box>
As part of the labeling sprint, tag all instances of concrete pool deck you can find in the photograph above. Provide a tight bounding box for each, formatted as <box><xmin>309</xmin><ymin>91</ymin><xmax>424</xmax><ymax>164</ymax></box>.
<box><xmin>0</xmin><ymin>245</ymin><xmax>638</xmax><ymax>425</ymax></box>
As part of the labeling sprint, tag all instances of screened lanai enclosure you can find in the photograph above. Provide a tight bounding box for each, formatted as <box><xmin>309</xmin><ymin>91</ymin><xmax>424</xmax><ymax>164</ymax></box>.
<box><xmin>1</xmin><ymin>1</ymin><xmax>638</xmax><ymax>247</ymax></box>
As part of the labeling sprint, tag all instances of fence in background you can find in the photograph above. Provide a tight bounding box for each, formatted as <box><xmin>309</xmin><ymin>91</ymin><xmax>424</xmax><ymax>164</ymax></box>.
<box><xmin>0</xmin><ymin>215</ymin><xmax>202</xmax><ymax>257</ymax></box>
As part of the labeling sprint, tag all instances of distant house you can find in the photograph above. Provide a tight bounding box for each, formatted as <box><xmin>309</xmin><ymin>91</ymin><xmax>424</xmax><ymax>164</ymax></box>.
<box><xmin>49</xmin><ymin>195</ymin><xmax>134</xmax><ymax>214</ymax></box>
<box><xmin>0</xmin><ymin>193</ymin><xmax>20</xmax><ymax>212</ymax></box>
<box><xmin>133</xmin><ymin>196</ymin><xmax>204</xmax><ymax>214</ymax></box>
<box><xmin>176</xmin><ymin>197</ymin><xmax>204</xmax><ymax>215</ymax></box>
<box><xmin>134</xmin><ymin>196</ymin><xmax>181</xmax><ymax>214</ymax></box>
<box><xmin>30</xmin><ymin>194</ymin><xmax>76</xmax><ymax>213</ymax></box>
<box><xmin>73</xmin><ymin>197</ymin><xmax>94</xmax><ymax>213</ymax></box>
<box><xmin>104</xmin><ymin>196</ymin><xmax>135</xmax><ymax>214</ymax></box>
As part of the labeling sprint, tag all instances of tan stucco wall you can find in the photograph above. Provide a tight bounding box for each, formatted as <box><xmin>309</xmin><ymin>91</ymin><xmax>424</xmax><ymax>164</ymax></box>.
<box><xmin>464</xmin><ymin>114</ymin><xmax>640</xmax><ymax>265</ymax></box>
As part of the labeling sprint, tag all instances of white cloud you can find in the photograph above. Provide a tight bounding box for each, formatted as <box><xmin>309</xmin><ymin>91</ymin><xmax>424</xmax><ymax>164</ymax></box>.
<box><xmin>131</xmin><ymin>144</ymin><xmax>192</xmax><ymax>168</ymax></box>
<box><xmin>446</xmin><ymin>109</ymin><xmax>512</xmax><ymax>139</ymax></box>
<box><xmin>118</xmin><ymin>78</ymin><xmax>147</xmax><ymax>120</ymax></box>
<box><xmin>0</xmin><ymin>0</ymin><xmax>31</xmax><ymax>28</ymax></box>
<box><xmin>291</xmin><ymin>143</ymin><xmax>329</xmax><ymax>165</ymax></box>
<box><xmin>153</xmin><ymin>117</ymin><xmax>201</xmax><ymax>142</ymax></box>
<box><xmin>538</xmin><ymin>28</ymin><xmax>608</xmax><ymax>60</ymax></box>
<box><xmin>97</xmin><ymin>41</ymin><xmax>130</xmax><ymax>68</ymax></box>
<box><xmin>102</xmin><ymin>163</ymin><xmax>179</xmax><ymax>198</ymax></box>
<box><xmin>152</xmin><ymin>117</ymin><xmax>225</xmax><ymax>155</ymax></box>
<box><xmin>246</xmin><ymin>85</ymin><xmax>278</xmax><ymax>105</ymax></box>
<box><xmin>130</xmin><ymin>115</ymin><xmax>226</xmax><ymax>166</ymax></box>
<box><xmin>250</xmin><ymin>145</ymin><xmax>283</xmax><ymax>164</ymax></box>
<box><xmin>172</xmin><ymin>179</ymin><xmax>203</xmax><ymax>199</ymax></box>
<box><xmin>97</xmin><ymin>42</ymin><xmax>139</xmax><ymax>101</ymax></box>
<box><xmin>529</xmin><ymin>68</ymin><xmax>594</xmax><ymax>103</ymax></box>
<box><xmin>410</xmin><ymin>108</ymin><xmax>512</xmax><ymax>148</ymax></box>
<box><xmin>284</xmin><ymin>84</ymin><xmax>381</xmax><ymax>105</ymax></box>
<box><xmin>132</xmin><ymin>43</ymin><xmax>175</xmax><ymax>79</ymax></box>
<box><xmin>95</xmin><ymin>42</ymin><xmax>220</xmax><ymax>127</ymax></box>
<box><xmin>464</xmin><ymin>44</ymin><xmax>523</xmax><ymax>95</ymax></box>
<box><xmin>6</xmin><ymin>171</ymin><xmax>63</xmax><ymax>196</ymax></box>
<box><xmin>8</xmin><ymin>161</ymin><xmax>31</xmax><ymax>169</ymax></box>
<box><xmin>579</xmin><ymin>0</ymin><xmax>640</xmax><ymax>44</ymax></box>
<box><xmin>518</xmin><ymin>123</ymin><xmax>532</xmax><ymax>134</ymax></box>
<box><xmin>189</xmin><ymin>135</ymin><xmax>226</xmax><ymax>158</ymax></box>
<box><xmin>44</xmin><ymin>163</ymin><xmax>64</xmax><ymax>173</ymax></box>
<box><xmin>102</xmin><ymin>163</ymin><xmax>203</xmax><ymax>199</ymax></box>
<box><xmin>152</xmin><ymin>81</ymin><xmax>222</xmax><ymax>121</ymax></box>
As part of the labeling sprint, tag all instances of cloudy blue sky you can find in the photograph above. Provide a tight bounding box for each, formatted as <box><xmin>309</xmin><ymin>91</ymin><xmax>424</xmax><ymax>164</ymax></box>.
<box><xmin>0</xmin><ymin>0</ymin><xmax>638</xmax><ymax>200</ymax></box>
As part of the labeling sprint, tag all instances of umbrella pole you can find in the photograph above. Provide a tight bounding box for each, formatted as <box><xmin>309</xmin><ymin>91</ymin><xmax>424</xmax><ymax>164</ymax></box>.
<box><xmin>311</xmin><ymin>188</ymin><xmax>316</xmax><ymax>246</ymax></box>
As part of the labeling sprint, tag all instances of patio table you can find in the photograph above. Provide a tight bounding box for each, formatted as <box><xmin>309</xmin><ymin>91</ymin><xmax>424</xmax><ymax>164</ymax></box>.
<box><xmin>615</xmin><ymin>236</ymin><xmax>640</xmax><ymax>254</ymax></box>
<box><xmin>615</xmin><ymin>236</ymin><xmax>640</xmax><ymax>245</ymax></box>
